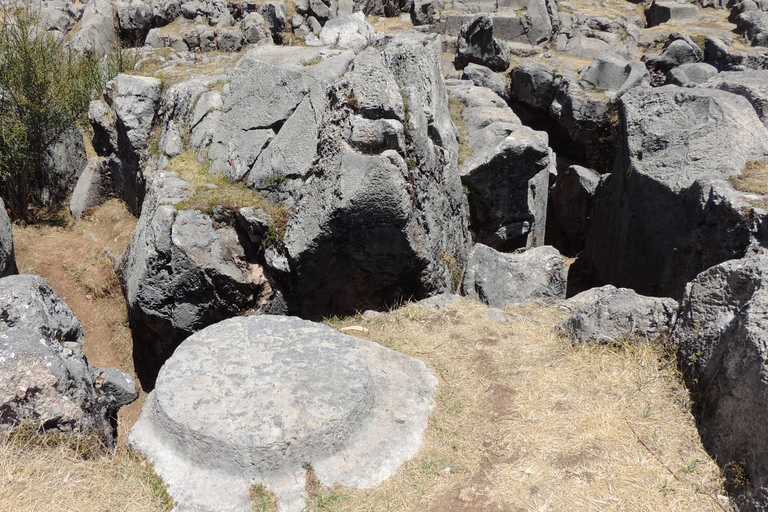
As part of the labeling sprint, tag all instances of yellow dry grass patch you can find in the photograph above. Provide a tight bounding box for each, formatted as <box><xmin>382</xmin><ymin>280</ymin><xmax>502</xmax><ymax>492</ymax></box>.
<box><xmin>730</xmin><ymin>159</ymin><xmax>768</xmax><ymax>196</ymax></box>
<box><xmin>0</xmin><ymin>432</ymin><xmax>171</xmax><ymax>512</ymax></box>
<box><xmin>366</xmin><ymin>15</ymin><xmax>413</xmax><ymax>35</ymax></box>
<box><xmin>318</xmin><ymin>300</ymin><xmax>728</xmax><ymax>511</ymax></box>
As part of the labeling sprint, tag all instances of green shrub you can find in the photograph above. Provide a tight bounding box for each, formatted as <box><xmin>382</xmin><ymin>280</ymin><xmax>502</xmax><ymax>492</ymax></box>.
<box><xmin>0</xmin><ymin>7</ymin><xmax>101</xmax><ymax>221</ymax></box>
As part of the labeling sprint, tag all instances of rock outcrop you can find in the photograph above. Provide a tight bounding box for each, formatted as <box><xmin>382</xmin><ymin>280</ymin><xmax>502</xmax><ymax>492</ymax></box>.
<box><xmin>462</xmin><ymin>244</ymin><xmax>567</xmax><ymax>307</ymax></box>
<box><xmin>671</xmin><ymin>256</ymin><xmax>768</xmax><ymax>510</ymax></box>
<box><xmin>448</xmin><ymin>80</ymin><xmax>553</xmax><ymax>251</ymax></box>
<box><xmin>129</xmin><ymin>315</ymin><xmax>437</xmax><ymax>512</ymax></box>
<box><xmin>455</xmin><ymin>14</ymin><xmax>511</xmax><ymax>72</ymax></box>
<box><xmin>584</xmin><ymin>86</ymin><xmax>768</xmax><ymax>298</ymax></box>
<box><xmin>0</xmin><ymin>197</ymin><xmax>16</xmax><ymax>278</ymax></box>
<box><xmin>558</xmin><ymin>285</ymin><xmax>678</xmax><ymax>345</ymax></box>
<box><xmin>0</xmin><ymin>275</ymin><xmax>137</xmax><ymax>446</ymax></box>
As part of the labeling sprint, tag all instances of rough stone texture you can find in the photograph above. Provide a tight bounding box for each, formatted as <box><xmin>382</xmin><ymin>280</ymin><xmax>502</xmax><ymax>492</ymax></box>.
<box><xmin>644</xmin><ymin>36</ymin><xmax>703</xmax><ymax>80</ymax></box>
<box><xmin>0</xmin><ymin>197</ymin><xmax>17</xmax><ymax>278</ymax></box>
<box><xmin>242</xmin><ymin>12</ymin><xmax>273</xmax><ymax>44</ymax></box>
<box><xmin>666</xmin><ymin>62</ymin><xmax>718</xmax><ymax>86</ymax></box>
<box><xmin>462</xmin><ymin>244</ymin><xmax>567</xmax><ymax>307</ymax></box>
<box><xmin>35</xmin><ymin>126</ymin><xmax>88</xmax><ymax>209</ymax></box>
<box><xmin>550</xmin><ymin>164</ymin><xmax>599</xmax><ymax>254</ymax></box>
<box><xmin>670</xmin><ymin>255</ymin><xmax>768</xmax><ymax>511</ymax></box>
<box><xmin>704</xmin><ymin>35</ymin><xmax>768</xmax><ymax>71</ymax></box>
<box><xmin>455</xmin><ymin>13</ymin><xmax>511</xmax><ymax>72</ymax></box>
<box><xmin>0</xmin><ymin>274</ymin><xmax>84</xmax><ymax>345</ymax></box>
<box><xmin>704</xmin><ymin>70</ymin><xmax>768</xmax><ymax>128</ymax></box>
<box><xmin>156</xmin><ymin>77</ymin><xmax>212</xmax><ymax>158</ymax></box>
<box><xmin>281</xmin><ymin>33</ymin><xmax>471</xmax><ymax>319</ymax></box>
<box><xmin>69</xmin><ymin>157</ymin><xmax>116</xmax><ymax>221</ymax></box>
<box><xmin>449</xmin><ymin>80</ymin><xmax>552</xmax><ymax>251</ymax></box>
<box><xmin>411</xmin><ymin>0</ymin><xmax>438</xmax><ymax>25</ymax></box>
<box><xmin>0</xmin><ymin>275</ymin><xmax>137</xmax><ymax>446</ymax></box>
<box><xmin>558</xmin><ymin>285</ymin><xmax>679</xmax><ymax>345</ymax></box>
<box><xmin>68</xmin><ymin>0</ymin><xmax>117</xmax><ymax>57</ymax></box>
<box><xmin>317</xmin><ymin>12</ymin><xmax>375</xmax><ymax>51</ymax></box>
<box><xmin>646</xmin><ymin>0</ymin><xmax>702</xmax><ymax>27</ymax></box>
<box><xmin>736</xmin><ymin>11</ymin><xmax>768</xmax><ymax>47</ymax></box>
<box><xmin>128</xmin><ymin>315</ymin><xmax>437</xmax><ymax>512</ymax></box>
<box><xmin>116</xmin><ymin>0</ymin><xmax>153</xmax><ymax>45</ymax></box>
<box><xmin>462</xmin><ymin>62</ymin><xmax>508</xmax><ymax>101</ymax></box>
<box><xmin>509</xmin><ymin>61</ymin><xmax>558</xmax><ymax>111</ymax></box>
<box><xmin>578</xmin><ymin>53</ymin><xmax>649</xmax><ymax>97</ymax></box>
<box><xmin>108</xmin><ymin>74</ymin><xmax>163</xmax><ymax>215</ymax></box>
<box><xmin>120</xmin><ymin>172</ymin><xmax>274</xmax><ymax>389</ymax></box>
<box><xmin>584</xmin><ymin>86</ymin><xmax>768</xmax><ymax>298</ymax></box>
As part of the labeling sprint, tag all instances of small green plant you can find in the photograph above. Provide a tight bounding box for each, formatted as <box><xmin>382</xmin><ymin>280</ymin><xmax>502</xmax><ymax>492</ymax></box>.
<box><xmin>462</xmin><ymin>185</ymin><xmax>470</xmax><ymax>196</ymax></box>
<box><xmin>263</xmin><ymin>172</ymin><xmax>289</xmax><ymax>188</ymax></box>
<box><xmin>723</xmin><ymin>460</ymin><xmax>750</xmax><ymax>493</ymax></box>
<box><xmin>406</xmin><ymin>156</ymin><xmax>417</xmax><ymax>171</ymax></box>
<box><xmin>249</xmin><ymin>483</ymin><xmax>278</xmax><ymax>512</ymax></box>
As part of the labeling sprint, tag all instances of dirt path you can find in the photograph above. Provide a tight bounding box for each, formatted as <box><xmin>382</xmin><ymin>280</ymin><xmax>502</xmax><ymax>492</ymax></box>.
<box><xmin>12</xmin><ymin>200</ymin><xmax>144</xmax><ymax>447</ymax></box>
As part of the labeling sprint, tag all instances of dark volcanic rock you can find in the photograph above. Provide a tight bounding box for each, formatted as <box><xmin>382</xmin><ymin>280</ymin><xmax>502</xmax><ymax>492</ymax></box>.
<box><xmin>584</xmin><ymin>86</ymin><xmax>768</xmax><ymax>298</ymax></box>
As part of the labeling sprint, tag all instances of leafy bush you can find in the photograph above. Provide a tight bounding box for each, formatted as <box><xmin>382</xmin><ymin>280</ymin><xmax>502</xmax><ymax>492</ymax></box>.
<box><xmin>0</xmin><ymin>7</ymin><xmax>101</xmax><ymax>221</ymax></box>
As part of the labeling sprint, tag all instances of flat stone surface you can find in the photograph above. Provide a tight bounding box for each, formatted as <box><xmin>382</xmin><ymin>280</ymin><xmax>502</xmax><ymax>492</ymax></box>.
<box><xmin>129</xmin><ymin>315</ymin><xmax>437</xmax><ymax>512</ymax></box>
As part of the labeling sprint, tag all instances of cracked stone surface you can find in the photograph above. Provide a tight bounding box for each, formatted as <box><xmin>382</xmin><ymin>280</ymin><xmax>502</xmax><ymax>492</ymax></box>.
<box><xmin>128</xmin><ymin>315</ymin><xmax>438</xmax><ymax>512</ymax></box>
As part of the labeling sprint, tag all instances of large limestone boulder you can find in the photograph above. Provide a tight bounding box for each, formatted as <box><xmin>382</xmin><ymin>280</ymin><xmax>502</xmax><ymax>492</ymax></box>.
<box><xmin>462</xmin><ymin>244</ymin><xmax>567</xmax><ymax>307</ymax></box>
<box><xmin>279</xmin><ymin>34</ymin><xmax>471</xmax><ymax>318</ymax></box>
<box><xmin>558</xmin><ymin>285</ymin><xmax>678</xmax><ymax>345</ymax></box>
<box><xmin>671</xmin><ymin>255</ymin><xmax>768</xmax><ymax>510</ymax></box>
<box><xmin>119</xmin><ymin>172</ymin><xmax>274</xmax><ymax>389</ymax></box>
<box><xmin>455</xmin><ymin>13</ymin><xmax>511</xmax><ymax>72</ymax></box>
<box><xmin>549</xmin><ymin>164</ymin><xmax>599</xmax><ymax>255</ymax></box>
<box><xmin>704</xmin><ymin>70</ymin><xmax>768</xmax><ymax>128</ymax></box>
<box><xmin>68</xmin><ymin>0</ymin><xmax>118</xmax><ymax>57</ymax></box>
<box><xmin>0</xmin><ymin>197</ymin><xmax>16</xmax><ymax>278</ymax></box>
<box><xmin>0</xmin><ymin>275</ymin><xmax>137</xmax><ymax>446</ymax></box>
<box><xmin>447</xmin><ymin>80</ymin><xmax>553</xmax><ymax>251</ymax></box>
<box><xmin>584</xmin><ymin>86</ymin><xmax>768</xmax><ymax>298</ymax></box>
<box><xmin>103</xmin><ymin>74</ymin><xmax>163</xmax><ymax>215</ymax></box>
<box><xmin>128</xmin><ymin>315</ymin><xmax>437</xmax><ymax>512</ymax></box>
<box><xmin>34</xmin><ymin>126</ymin><xmax>88</xmax><ymax>210</ymax></box>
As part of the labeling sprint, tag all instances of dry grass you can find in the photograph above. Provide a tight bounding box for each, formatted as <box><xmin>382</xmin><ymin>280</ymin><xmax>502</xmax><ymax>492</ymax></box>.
<box><xmin>448</xmin><ymin>97</ymin><xmax>473</xmax><ymax>167</ymax></box>
<box><xmin>318</xmin><ymin>300</ymin><xmax>729</xmax><ymax>511</ymax></box>
<box><xmin>0</xmin><ymin>429</ymin><xmax>172</xmax><ymax>512</ymax></box>
<box><xmin>729</xmin><ymin>159</ymin><xmax>768</xmax><ymax>196</ymax></box>
<box><xmin>366</xmin><ymin>15</ymin><xmax>413</xmax><ymax>35</ymax></box>
<box><xmin>172</xmin><ymin>151</ymin><xmax>290</xmax><ymax>247</ymax></box>
<box><xmin>12</xmin><ymin>200</ymin><xmax>144</xmax><ymax>446</ymax></box>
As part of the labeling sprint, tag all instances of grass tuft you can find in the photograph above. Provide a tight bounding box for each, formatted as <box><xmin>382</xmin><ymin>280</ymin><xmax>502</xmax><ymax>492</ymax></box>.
<box><xmin>729</xmin><ymin>159</ymin><xmax>768</xmax><ymax>196</ymax></box>
<box><xmin>448</xmin><ymin>97</ymin><xmax>472</xmax><ymax>167</ymax></box>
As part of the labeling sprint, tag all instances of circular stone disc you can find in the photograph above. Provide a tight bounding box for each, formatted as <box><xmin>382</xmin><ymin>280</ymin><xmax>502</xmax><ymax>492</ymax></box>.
<box><xmin>151</xmin><ymin>315</ymin><xmax>375</xmax><ymax>471</ymax></box>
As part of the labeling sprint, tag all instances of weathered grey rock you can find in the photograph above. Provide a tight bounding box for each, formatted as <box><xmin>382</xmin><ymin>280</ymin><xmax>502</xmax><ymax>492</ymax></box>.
<box><xmin>525</xmin><ymin>0</ymin><xmax>556</xmax><ymax>45</ymax></box>
<box><xmin>456</xmin><ymin>13</ymin><xmax>511</xmax><ymax>72</ymax></box>
<box><xmin>157</xmin><ymin>77</ymin><xmax>211</xmax><ymax>158</ymax></box>
<box><xmin>646</xmin><ymin>0</ymin><xmax>702</xmax><ymax>27</ymax></box>
<box><xmin>208</xmin><ymin>51</ymin><xmax>315</xmax><ymax>179</ymax></box>
<box><xmin>116</xmin><ymin>0</ymin><xmax>153</xmax><ymax>45</ymax></box>
<box><xmin>308</xmin><ymin>0</ymin><xmax>338</xmax><ymax>23</ymax></box>
<box><xmin>68</xmin><ymin>0</ymin><xmax>117</xmax><ymax>57</ymax></box>
<box><xmin>645</xmin><ymin>36</ymin><xmax>703</xmax><ymax>79</ymax></box>
<box><xmin>666</xmin><ymin>62</ymin><xmax>718</xmax><ymax>86</ymax></box>
<box><xmin>128</xmin><ymin>315</ymin><xmax>437</xmax><ymax>512</ymax></box>
<box><xmin>282</xmin><ymin>33</ymin><xmax>471</xmax><ymax>318</ymax></box>
<box><xmin>550</xmin><ymin>165</ymin><xmax>599</xmax><ymax>254</ymax></box>
<box><xmin>146</xmin><ymin>27</ymin><xmax>189</xmax><ymax>51</ymax></box>
<box><xmin>258</xmin><ymin>1</ymin><xmax>287</xmax><ymax>34</ymax></box>
<box><xmin>704</xmin><ymin>70</ymin><xmax>768</xmax><ymax>128</ymax></box>
<box><xmin>217</xmin><ymin>27</ymin><xmax>244</xmax><ymax>51</ymax></box>
<box><xmin>0</xmin><ymin>274</ymin><xmax>84</xmax><ymax>346</ymax></box>
<box><xmin>462</xmin><ymin>244</ymin><xmax>567</xmax><ymax>307</ymax></box>
<box><xmin>149</xmin><ymin>0</ymin><xmax>182</xmax><ymax>25</ymax></box>
<box><xmin>318</xmin><ymin>12</ymin><xmax>375</xmax><ymax>50</ymax></box>
<box><xmin>735</xmin><ymin>11</ymin><xmax>768</xmax><ymax>47</ymax></box>
<box><xmin>39</xmin><ymin>6</ymin><xmax>74</xmax><ymax>34</ymax></box>
<box><xmin>671</xmin><ymin>255</ymin><xmax>768</xmax><ymax>510</ymax></box>
<box><xmin>69</xmin><ymin>157</ymin><xmax>116</xmax><ymax>221</ymax></box>
<box><xmin>558</xmin><ymin>285</ymin><xmax>678</xmax><ymax>345</ymax></box>
<box><xmin>419</xmin><ymin>292</ymin><xmax>462</xmax><ymax>310</ymax></box>
<box><xmin>411</xmin><ymin>0</ymin><xmax>438</xmax><ymax>26</ymax></box>
<box><xmin>241</xmin><ymin>12</ymin><xmax>273</xmax><ymax>44</ymax></box>
<box><xmin>462</xmin><ymin>63</ymin><xmax>507</xmax><ymax>101</ymax></box>
<box><xmin>89</xmin><ymin>100</ymin><xmax>117</xmax><ymax>157</ymax></box>
<box><xmin>119</xmin><ymin>174</ymin><xmax>273</xmax><ymax>388</ymax></box>
<box><xmin>578</xmin><ymin>53</ymin><xmax>650</xmax><ymax>96</ymax></box>
<box><xmin>584</xmin><ymin>86</ymin><xmax>768</xmax><ymax>298</ymax></box>
<box><xmin>35</xmin><ymin>126</ymin><xmax>87</xmax><ymax>208</ymax></box>
<box><xmin>0</xmin><ymin>327</ymin><xmax>111</xmax><ymax>441</ymax></box>
<box><xmin>189</xmin><ymin>90</ymin><xmax>224</xmax><ymax>150</ymax></box>
<box><xmin>510</xmin><ymin>61</ymin><xmax>557</xmax><ymax>110</ymax></box>
<box><xmin>107</xmin><ymin>74</ymin><xmax>162</xmax><ymax>215</ymax></box>
<box><xmin>0</xmin><ymin>197</ymin><xmax>16</xmax><ymax>278</ymax></box>
<box><xmin>237</xmin><ymin>206</ymin><xmax>272</xmax><ymax>245</ymax></box>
